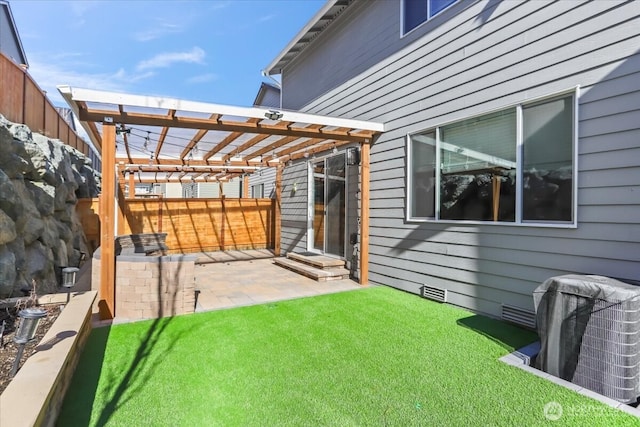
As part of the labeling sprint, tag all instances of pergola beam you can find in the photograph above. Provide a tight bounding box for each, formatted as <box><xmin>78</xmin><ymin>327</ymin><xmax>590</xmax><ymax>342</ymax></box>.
<box><xmin>99</xmin><ymin>123</ymin><xmax>116</xmax><ymax>319</ymax></box>
<box><xmin>116</xmin><ymin>157</ymin><xmax>265</xmax><ymax>167</ymax></box>
<box><xmin>78</xmin><ymin>108</ymin><xmax>376</xmax><ymax>143</ymax></box>
<box><xmin>359</xmin><ymin>142</ymin><xmax>370</xmax><ymax>285</ymax></box>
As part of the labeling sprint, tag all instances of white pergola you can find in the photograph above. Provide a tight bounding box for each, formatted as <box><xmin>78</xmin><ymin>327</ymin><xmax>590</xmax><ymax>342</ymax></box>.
<box><xmin>59</xmin><ymin>86</ymin><xmax>384</xmax><ymax>319</ymax></box>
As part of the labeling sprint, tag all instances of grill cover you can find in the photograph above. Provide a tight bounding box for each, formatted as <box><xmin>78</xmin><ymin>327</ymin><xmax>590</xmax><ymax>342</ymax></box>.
<box><xmin>533</xmin><ymin>274</ymin><xmax>640</xmax><ymax>403</ymax></box>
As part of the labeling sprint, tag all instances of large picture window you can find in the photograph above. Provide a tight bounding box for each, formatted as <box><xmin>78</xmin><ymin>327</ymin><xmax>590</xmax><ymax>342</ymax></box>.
<box><xmin>403</xmin><ymin>0</ymin><xmax>458</xmax><ymax>34</ymax></box>
<box><xmin>407</xmin><ymin>93</ymin><xmax>576</xmax><ymax>225</ymax></box>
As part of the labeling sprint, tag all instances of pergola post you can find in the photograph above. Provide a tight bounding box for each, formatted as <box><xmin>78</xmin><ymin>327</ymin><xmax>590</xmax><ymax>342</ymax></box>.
<box><xmin>99</xmin><ymin>122</ymin><xmax>116</xmax><ymax>319</ymax></box>
<box><xmin>274</xmin><ymin>164</ymin><xmax>283</xmax><ymax>256</ymax></box>
<box><xmin>243</xmin><ymin>174</ymin><xmax>249</xmax><ymax>198</ymax></box>
<box><xmin>128</xmin><ymin>169</ymin><xmax>135</xmax><ymax>198</ymax></box>
<box><xmin>359</xmin><ymin>142</ymin><xmax>370</xmax><ymax>285</ymax></box>
<box><xmin>117</xmin><ymin>163</ymin><xmax>126</xmax><ymax>235</ymax></box>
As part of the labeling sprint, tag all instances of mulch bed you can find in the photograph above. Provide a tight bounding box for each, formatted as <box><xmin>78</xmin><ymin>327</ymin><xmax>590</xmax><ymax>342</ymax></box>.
<box><xmin>0</xmin><ymin>303</ymin><xmax>63</xmax><ymax>394</ymax></box>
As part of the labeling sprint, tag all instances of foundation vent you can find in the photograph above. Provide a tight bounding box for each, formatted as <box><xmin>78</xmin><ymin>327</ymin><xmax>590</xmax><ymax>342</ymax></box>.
<box><xmin>501</xmin><ymin>304</ymin><xmax>536</xmax><ymax>329</ymax></box>
<box><xmin>420</xmin><ymin>285</ymin><xmax>447</xmax><ymax>303</ymax></box>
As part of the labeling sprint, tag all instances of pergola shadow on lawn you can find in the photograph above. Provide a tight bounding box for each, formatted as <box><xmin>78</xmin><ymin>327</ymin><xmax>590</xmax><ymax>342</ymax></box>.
<box><xmin>58</xmin><ymin>287</ymin><xmax>638</xmax><ymax>426</ymax></box>
<box><xmin>75</xmin><ymin>256</ymin><xmax>198</xmax><ymax>426</ymax></box>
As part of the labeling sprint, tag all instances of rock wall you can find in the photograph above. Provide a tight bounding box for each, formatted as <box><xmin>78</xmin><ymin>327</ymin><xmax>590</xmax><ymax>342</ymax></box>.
<box><xmin>0</xmin><ymin>115</ymin><xmax>100</xmax><ymax>297</ymax></box>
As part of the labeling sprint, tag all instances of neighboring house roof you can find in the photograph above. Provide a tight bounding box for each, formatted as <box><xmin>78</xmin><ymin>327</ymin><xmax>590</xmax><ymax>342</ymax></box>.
<box><xmin>0</xmin><ymin>1</ymin><xmax>28</xmax><ymax>67</ymax></box>
<box><xmin>253</xmin><ymin>82</ymin><xmax>281</xmax><ymax>108</ymax></box>
<box><xmin>264</xmin><ymin>0</ymin><xmax>352</xmax><ymax>75</ymax></box>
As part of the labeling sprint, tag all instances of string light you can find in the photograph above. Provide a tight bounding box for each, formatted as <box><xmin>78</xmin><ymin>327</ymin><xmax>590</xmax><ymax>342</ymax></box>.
<box><xmin>143</xmin><ymin>131</ymin><xmax>150</xmax><ymax>151</ymax></box>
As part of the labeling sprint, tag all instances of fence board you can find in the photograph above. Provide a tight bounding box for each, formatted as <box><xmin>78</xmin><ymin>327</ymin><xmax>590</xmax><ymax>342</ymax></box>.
<box><xmin>44</xmin><ymin>102</ymin><xmax>58</xmax><ymax>138</ymax></box>
<box><xmin>119</xmin><ymin>198</ymin><xmax>275</xmax><ymax>253</ymax></box>
<box><xmin>0</xmin><ymin>52</ymin><xmax>94</xmax><ymax>161</ymax></box>
<box><xmin>0</xmin><ymin>54</ymin><xmax>25</xmax><ymax>123</ymax></box>
<box><xmin>76</xmin><ymin>198</ymin><xmax>101</xmax><ymax>254</ymax></box>
<box><xmin>23</xmin><ymin>78</ymin><xmax>45</xmax><ymax>134</ymax></box>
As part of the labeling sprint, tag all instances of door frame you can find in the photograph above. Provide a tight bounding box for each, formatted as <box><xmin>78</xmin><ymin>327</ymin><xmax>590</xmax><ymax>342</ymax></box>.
<box><xmin>306</xmin><ymin>151</ymin><xmax>349</xmax><ymax>259</ymax></box>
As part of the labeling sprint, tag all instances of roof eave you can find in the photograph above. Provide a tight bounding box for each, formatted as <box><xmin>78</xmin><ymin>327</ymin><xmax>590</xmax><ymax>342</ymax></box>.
<box><xmin>264</xmin><ymin>0</ymin><xmax>351</xmax><ymax>76</ymax></box>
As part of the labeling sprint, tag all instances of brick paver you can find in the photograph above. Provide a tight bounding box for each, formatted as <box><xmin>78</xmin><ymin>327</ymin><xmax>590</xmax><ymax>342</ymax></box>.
<box><xmin>193</xmin><ymin>255</ymin><xmax>363</xmax><ymax>312</ymax></box>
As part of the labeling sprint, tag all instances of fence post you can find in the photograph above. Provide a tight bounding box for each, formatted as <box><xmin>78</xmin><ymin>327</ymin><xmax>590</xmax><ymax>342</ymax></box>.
<box><xmin>220</xmin><ymin>195</ymin><xmax>226</xmax><ymax>251</ymax></box>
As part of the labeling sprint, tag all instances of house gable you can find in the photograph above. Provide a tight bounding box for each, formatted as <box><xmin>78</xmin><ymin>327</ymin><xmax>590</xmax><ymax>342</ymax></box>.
<box><xmin>0</xmin><ymin>1</ymin><xmax>28</xmax><ymax>67</ymax></box>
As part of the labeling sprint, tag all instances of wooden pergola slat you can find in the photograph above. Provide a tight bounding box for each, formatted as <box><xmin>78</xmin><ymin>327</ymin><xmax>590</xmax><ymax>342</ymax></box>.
<box><xmin>179</xmin><ymin>112</ymin><xmax>219</xmax><ymax>159</ymax></box>
<box><xmin>154</xmin><ymin>109</ymin><xmax>176</xmax><ymax>160</ymax></box>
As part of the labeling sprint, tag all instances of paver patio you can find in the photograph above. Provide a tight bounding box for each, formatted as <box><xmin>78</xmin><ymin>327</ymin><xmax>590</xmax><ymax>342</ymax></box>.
<box><xmin>192</xmin><ymin>250</ymin><xmax>363</xmax><ymax>312</ymax></box>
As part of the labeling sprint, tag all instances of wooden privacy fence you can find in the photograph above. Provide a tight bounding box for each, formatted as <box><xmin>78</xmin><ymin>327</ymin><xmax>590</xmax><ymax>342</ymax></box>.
<box><xmin>76</xmin><ymin>198</ymin><xmax>101</xmax><ymax>254</ymax></box>
<box><xmin>77</xmin><ymin>197</ymin><xmax>276</xmax><ymax>255</ymax></box>
<box><xmin>0</xmin><ymin>52</ymin><xmax>91</xmax><ymax>155</ymax></box>
<box><xmin>119</xmin><ymin>198</ymin><xmax>276</xmax><ymax>253</ymax></box>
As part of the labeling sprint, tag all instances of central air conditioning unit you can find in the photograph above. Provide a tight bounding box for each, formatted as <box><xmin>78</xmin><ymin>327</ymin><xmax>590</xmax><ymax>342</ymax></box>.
<box><xmin>533</xmin><ymin>274</ymin><xmax>640</xmax><ymax>404</ymax></box>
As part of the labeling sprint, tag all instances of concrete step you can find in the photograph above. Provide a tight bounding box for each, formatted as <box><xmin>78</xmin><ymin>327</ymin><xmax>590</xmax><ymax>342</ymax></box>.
<box><xmin>274</xmin><ymin>257</ymin><xmax>350</xmax><ymax>282</ymax></box>
<box><xmin>286</xmin><ymin>252</ymin><xmax>346</xmax><ymax>269</ymax></box>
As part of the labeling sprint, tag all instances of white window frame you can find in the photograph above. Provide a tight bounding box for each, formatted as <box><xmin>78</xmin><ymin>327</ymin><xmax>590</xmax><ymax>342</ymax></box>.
<box><xmin>401</xmin><ymin>0</ymin><xmax>459</xmax><ymax>36</ymax></box>
<box><xmin>406</xmin><ymin>87</ymin><xmax>579</xmax><ymax>228</ymax></box>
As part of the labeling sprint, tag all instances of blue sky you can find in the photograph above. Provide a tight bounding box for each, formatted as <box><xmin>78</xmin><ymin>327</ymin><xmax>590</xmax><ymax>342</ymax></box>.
<box><xmin>10</xmin><ymin>0</ymin><xmax>325</xmax><ymax>107</ymax></box>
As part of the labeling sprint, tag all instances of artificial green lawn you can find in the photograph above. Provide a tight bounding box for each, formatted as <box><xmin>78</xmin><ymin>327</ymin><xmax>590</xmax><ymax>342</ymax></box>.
<box><xmin>58</xmin><ymin>286</ymin><xmax>638</xmax><ymax>426</ymax></box>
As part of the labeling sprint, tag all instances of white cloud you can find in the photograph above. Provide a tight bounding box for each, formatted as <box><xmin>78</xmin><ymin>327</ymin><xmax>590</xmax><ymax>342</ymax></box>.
<box><xmin>25</xmin><ymin>56</ymin><xmax>152</xmax><ymax>106</ymax></box>
<box><xmin>210</xmin><ymin>1</ymin><xmax>231</xmax><ymax>11</ymax></box>
<box><xmin>66</xmin><ymin>0</ymin><xmax>100</xmax><ymax>28</ymax></box>
<box><xmin>136</xmin><ymin>47</ymin><xmax>206</xmax><ymax>72</ymax></box>
<box><xmin>258</xmin><ymin>14</ymin><xmax>276</xmax><ymax>23</ymax></box>
<box><xmin>186</xmin><ymin>73</ymin><xmax>218</xmax><ymax>84</ymax></box>
<box><xmin>134</xmin><ymin>20</ymin><xmax>183</xmax><ymax>42</ymax></box>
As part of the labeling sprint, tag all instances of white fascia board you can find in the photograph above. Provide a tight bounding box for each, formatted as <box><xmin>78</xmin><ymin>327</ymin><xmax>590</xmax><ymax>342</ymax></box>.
<box><xmin>60</xmin><ymin>86</ymin><xmax>385</xmax><ymax>133</ymax></box>
<box><xmin>264</xmin><ymin>0</ymin><xmax>340</xmax><ymax>75</ymax></box>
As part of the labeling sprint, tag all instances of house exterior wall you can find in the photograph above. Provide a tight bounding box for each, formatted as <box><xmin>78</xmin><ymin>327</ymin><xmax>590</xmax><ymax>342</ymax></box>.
<box><xmin>280</xmin><ymin>161</ymin><xmax>308</xmax><ymax>255</ymax></box>
<box><xmin>256</xmin><ymin>85</ymin><xmax>281</xmax><ymax>109</ymax></box>
<box><xmin>249</xmin><ymin>167</ymin><xmax>277</xmax><ymax>198</ymax></box>
<box><xmin>278</xmin><ymin>0</ymin><xmax>640</xmax><ymax>317</ymax></box>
